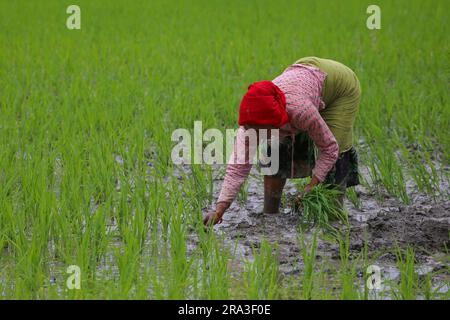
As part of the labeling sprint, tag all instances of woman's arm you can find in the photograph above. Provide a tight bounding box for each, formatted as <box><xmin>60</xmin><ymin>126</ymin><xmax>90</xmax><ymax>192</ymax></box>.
<box><xmin>290</xmin><ymin>102</ymin><xmax>339</xmax><ymax>187</ymax></box>
<box><xmin>204</xmin><ymin>126</ymin><xmax>257</xmax><ymax>226</ymax></box>
<box><xmin>217</xmin><ymin>126</ymin><xmax>256</xmax><ymax>202</ymax></box>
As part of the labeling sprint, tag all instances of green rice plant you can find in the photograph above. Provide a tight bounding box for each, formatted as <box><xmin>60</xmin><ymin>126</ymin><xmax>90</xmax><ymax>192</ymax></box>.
<box><xmin>166</xmin><ymin>204</ymin><xmax>193</xmax><ymax>299</ymax></box>
<box><xmin>243</xmin><ymin>239</ymin><xmax>280</xmax><ymax>299</ymax></box>
<box><xmin>346</xmin><ymin>187</ymin><xmax>362</xmax><ymax>209</ymax></box>
<box><xmin>179</xmin><ymin>164</ymin><xmax>213</xmax><ymax>211</ymax></box>
<box><xmin>368</xmin><ymin>142</ymin><xmax>410</xmax><ymax>203</ymax></box>
<box><xmin>337</xmin><ymin>232</ymin><xmax>361</xmax><ymax>300</ymax></box>
<box><xmin>298</xmin><ymin>231</ymin><xmax>318</xmax><ymax>300</ymax></box>
<box><xmin>393</xmin><ymin>246</ymin><xmax>419</xmax><ymax>300</ymax></box>
<box><xmin>314</xmin><ymin>262</ymin><xmax>335</xmax><ymax>300</ymax></box>
<box><xmin>361</xmin><ymin>230</ymin><xmax>371</xmax><ymax>300</ymax></box>
<box><xmin>418</xmin><ymin>249</ymin><xmax>449</xmax><ymax>300</ymax></box>
<box><xmin>237</xmin><ymin>180</ymin><xmax>249</xmax><ymax>205</ymax></box>
<box><xmin>196</xmin><ymin>231</ymin><xmax>231</xmax><ymax>299</ymax></box>
<box><xmin>290</xmin><ymin>183</ymin><xmax>347</xmax><ymax>232</ymax></box>
<box><xmin>420</xmin><ymin>272</ymin><xmax>433</xmax><ymax>300</ymax></box>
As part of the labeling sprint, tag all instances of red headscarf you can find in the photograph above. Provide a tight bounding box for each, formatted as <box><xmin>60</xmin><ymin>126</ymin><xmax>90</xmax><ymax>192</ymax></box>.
<box><xmin>238</xmin><ymin>80</ymin><xmax>289</xmax><ymax>127</ymax></box>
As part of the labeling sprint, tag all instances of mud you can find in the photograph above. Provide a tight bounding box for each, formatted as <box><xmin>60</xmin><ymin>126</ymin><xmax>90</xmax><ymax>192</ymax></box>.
<box><xmin>203</xmin><ymin>165</ymin><xmax>449</xmax><ymax>280</ymax></box>
<box><xmin>350</xmin><ymin>197</ymin><xmax>449</xmax><ymax>258</ymax></box>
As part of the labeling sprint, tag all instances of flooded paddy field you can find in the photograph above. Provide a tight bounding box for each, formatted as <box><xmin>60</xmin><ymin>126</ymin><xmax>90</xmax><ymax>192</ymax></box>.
<box><xmin>0</xmin><ymin>0</ymin><xmax>448</xmax><ymax>299</ymax></box>
<box><xmin>187</xmin><ymin>165</ymin><xmax>450</xmax><ymax>299</ymax></box>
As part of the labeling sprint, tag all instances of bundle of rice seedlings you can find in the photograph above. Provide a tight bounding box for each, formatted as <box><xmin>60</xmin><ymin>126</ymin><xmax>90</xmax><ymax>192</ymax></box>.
<box><xmin>288</xmin><ymin>184</ymin><xmax>347</xmax><ymax>230</ymax></box>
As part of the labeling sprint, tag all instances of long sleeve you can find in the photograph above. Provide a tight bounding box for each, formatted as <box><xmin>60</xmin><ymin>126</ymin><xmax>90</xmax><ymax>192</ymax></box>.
<box><xmin>217</xmin><ymin>126</ymin><xmax>257</xmax><ymax>203</ymax></box>
<box><xmin>272</xmin><ymin>63</ymin><xmax>338</xmax><ymax>182</ymax></box>
<box><xmin>290</xmin><ymin>101</ymin><xmax>339</xmax><ymax>182</ymax></box>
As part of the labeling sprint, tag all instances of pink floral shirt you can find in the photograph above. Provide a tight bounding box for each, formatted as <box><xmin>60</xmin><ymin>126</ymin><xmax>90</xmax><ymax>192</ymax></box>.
<box><xmin>218</xmin><ymin>64</ymin><xmax>339</xmax><ymax>204</ymax></box>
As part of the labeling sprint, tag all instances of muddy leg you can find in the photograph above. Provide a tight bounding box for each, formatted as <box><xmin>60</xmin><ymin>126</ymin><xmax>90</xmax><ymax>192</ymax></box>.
<box><xmin>263</xmin><ymin>176</ymin><xmax>286</xmax><ymax>214</ymax></box>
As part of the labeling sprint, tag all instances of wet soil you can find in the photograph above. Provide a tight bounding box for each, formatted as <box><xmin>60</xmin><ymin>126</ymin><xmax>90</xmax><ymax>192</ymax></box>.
<box><xmin>203</xmin><ymin>166</ymin><xmax>449</xmax><ymax>280</ymax></box>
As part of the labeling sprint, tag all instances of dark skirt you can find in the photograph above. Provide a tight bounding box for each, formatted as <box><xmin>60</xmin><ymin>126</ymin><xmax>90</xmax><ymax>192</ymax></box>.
<box><xmin>261</xmin><ymin>132</ymin><xmax>360</xmax><ymax>190</ymax></box>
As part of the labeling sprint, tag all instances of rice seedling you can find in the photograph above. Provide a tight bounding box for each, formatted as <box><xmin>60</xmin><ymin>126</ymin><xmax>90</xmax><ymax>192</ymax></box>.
<box><xmin>243</xmin><ymin>239</ymin><xmax>280</xmax><ymax>299</ymax></box>
<box><xmin>196</xmin><ymin>225</ymin><xmax>231</xmax><ymax>299</ymax></box>
<box><xmin>289</xmin><ymin>183</ymin><xmax>348</xmax><ymax>232</ymax></box>
<box><xmin>237</xmin><ymin>180</ymin><xmax>249</xmax><ymax>205</ymax></box>
<box><xmin>337</xmin><ymin>232</ymin><xmax>361</xmax><ymax>300</ymax></box>
<box><xmin>346</xmin><ymin>187</ymin><xmax>362</xmax><ymax>210</ymax></box>
<box><xmin>298</xmin><ymin>231</ymin><xmax>318</xmax><ymax>300</ymax></box>
<box><xmin>392</xmin><ymin>246</ymin><xmax>419</xmax><ymax>300</ymax></box>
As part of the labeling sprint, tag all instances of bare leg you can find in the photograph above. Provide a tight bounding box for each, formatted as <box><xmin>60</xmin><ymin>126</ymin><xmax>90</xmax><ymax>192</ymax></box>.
<box><xmin>263</xmin><ymin>176</ymin><xmax>287</xmax><ymax>214</ymax></box>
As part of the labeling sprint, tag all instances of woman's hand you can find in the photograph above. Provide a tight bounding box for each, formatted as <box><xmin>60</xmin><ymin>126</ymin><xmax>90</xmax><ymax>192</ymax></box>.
<box><xmin>295</xmin><ymin>175</ymin><xmax>320</xmax><ymax>204</ymax></box>
<box><xmin>305</xmin><ymin>175</ymin><xmax>320</xmax><ymax>192</ymax></box>
<box><xmin>203</xmin><ymin>202</ymin><xmax>230</xmax><ymax>228</ymax></box>
<box><xmin>303</xmin><ymin>182</ymin><xmax>314</xmax><ymax>194</ymax></box>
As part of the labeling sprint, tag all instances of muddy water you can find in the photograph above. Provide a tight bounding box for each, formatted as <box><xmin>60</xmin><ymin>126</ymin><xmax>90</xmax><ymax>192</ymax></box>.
<box><xmin>200</xmin><ymin>165</ymin><xmax>450</xmax><ymax>292</ymax></box>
